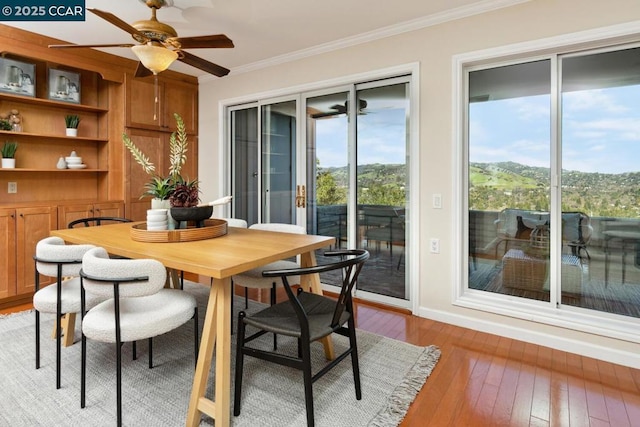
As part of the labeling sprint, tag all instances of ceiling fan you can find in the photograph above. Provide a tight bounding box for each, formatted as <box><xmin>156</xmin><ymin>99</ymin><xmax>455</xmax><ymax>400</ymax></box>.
<box><xmin>48</xmin><ymin>0</ymin><xmax>234</xmax><ymax>77</ymax></box>
<box><xmin>310</xmin><ymin>99</ymin><xmax>368</xmax><ymax>119</ymax></box>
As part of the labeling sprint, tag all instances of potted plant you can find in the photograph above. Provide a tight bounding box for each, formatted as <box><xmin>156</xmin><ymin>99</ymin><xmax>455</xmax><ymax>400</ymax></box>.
<box><xmin>64</xmin><ymin>114</ymin><xmax>80</xmax><ymax>136</ymax></box>
<box><xmin>169</xmin><ymin>176</ymin><xmax>211</xmax><ymax>227</ymax></box>
<box><xmin>123</xmin><ymin>113</ymin><xmax>191</xmax><ymax>227</ymax></box>
<box><xmin>1</xmin><ymin>140</ymin><xmax>18</xmax><ymax>168</ymax></box>
<box><xmin>0</xmin><ymin>118</ymin><xmax>12</xmax><ymax>131</ymax></box>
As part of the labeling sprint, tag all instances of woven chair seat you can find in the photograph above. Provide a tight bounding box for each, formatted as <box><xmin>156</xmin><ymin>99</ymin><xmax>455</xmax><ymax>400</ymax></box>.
<box><xmin>243</xmin><ymin>292</ymin><xmax>349</xmax><ymax>341</ymax></box>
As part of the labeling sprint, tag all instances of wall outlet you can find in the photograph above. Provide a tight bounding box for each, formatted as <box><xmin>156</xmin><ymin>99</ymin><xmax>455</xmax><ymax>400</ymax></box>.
<box><xmin>430</xmin><ymin>238</ymin><xmax>440</xmax><ymax>253</ymax></box>
<box><xmin>8</xmin><ymin>182</ymin><xmax>17</xmax><ymax>194</ymax></box>
<box><xmin>433</xmin><ymin>193</ymin><xmax>442</xmax><ymax>209</ymax></box>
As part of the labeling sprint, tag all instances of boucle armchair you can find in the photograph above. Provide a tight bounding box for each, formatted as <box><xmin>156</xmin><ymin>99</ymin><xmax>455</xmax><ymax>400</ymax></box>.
<box><xmin>79</xmin><ymin>247</ymin><xmax>198</xmax><ymax>427</ymax></box>
<box><xmin>33</xmin><ymin>236</ymin><xmax>98</xmax><ymax>389</ymax></box>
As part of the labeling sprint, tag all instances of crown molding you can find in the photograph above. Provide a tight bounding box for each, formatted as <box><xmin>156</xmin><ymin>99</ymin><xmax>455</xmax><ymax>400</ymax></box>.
<box><xmin>200</xmin><ymin>0</ymin><xmax>531</xmax><ymax>83</ymax></box>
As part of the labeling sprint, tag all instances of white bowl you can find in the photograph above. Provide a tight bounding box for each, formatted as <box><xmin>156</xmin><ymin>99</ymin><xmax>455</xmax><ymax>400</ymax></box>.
<box><xmin>146</xmin><ymin>224</ymin><xmax>168</xmax><ymax>231</ymax></box>
<box><xmin>147</xmin><ymin>219</ymin><xmax>168</xmax><ymax>227</ymax></box>
<box><xmin>147</xmin><ymin>208</ymin><xmax>168</xmax><ymax>215</ymax></box>
<box><xmin>65</xmin><ymin>157</ymin><xmax>82</xmax><ymax>164</ymax></box>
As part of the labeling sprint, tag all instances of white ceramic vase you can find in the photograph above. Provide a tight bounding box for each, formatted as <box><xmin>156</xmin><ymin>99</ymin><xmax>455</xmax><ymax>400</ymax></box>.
<box><xmin>1</xmin><ymin>158</ymin><xmax>16</xmax><ymax>168</ymax></box>
<box><xmin>151</xmin><ymin>198</ymin><xmax>176</xmax><ymax>229</ymax></box>
<box><xmin>65</xmin><ymin>128</ymin><xmax>78</xmax><ymax>137</ymax></box>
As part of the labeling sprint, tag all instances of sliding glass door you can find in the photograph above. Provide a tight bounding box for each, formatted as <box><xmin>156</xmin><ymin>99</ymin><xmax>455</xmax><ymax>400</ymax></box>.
<box><xmin>228</xmin><ymin>75</ymin><xmax>413</xmax><ymax>306</ymax></box>
<box><xmin>466</xmin><ymin>43</ymin><xmax>640</xmax><ymax>320</ymax></box>
<box><xmin>304</xmin><ymin>77</ymin><xmax>411</xmax><ymax>302</ymax></box>
<box><xmin>230</xmin><ymin>99</ymin><xmax>297</xmax><ymax>226</ymax></box>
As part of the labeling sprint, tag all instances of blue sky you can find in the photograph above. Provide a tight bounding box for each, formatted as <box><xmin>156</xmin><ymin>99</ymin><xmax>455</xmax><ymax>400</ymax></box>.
<box><xmin>469</xmin><ymin>85</ymin><xmax>640</xmax><ymax>174</ymax></box>
<box><xmin>314</xmin><ymin>107</ymin><xmax>407</xmax><ymax>168</ymax></box>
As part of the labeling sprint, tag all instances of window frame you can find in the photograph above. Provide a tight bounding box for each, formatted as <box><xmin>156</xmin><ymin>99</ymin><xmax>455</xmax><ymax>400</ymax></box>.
<box><xmin>453</xmin><ymin>24</ymin><xmax>640</xmax><ymax>343</ymax></box>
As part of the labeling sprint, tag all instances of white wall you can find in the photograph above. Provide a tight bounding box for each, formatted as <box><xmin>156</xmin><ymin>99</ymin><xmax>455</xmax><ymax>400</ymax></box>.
<box><xmin>198</xmin><ymin>0</ymin><xmax>640</xmax><ymax>367</ymax></box>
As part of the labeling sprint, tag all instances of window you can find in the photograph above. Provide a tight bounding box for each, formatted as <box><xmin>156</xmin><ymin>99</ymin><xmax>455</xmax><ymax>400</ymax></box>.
<box><xmin>465</xmin><ymin>44</ymin><xmax>640</xmax><ymax>322</ymax></box>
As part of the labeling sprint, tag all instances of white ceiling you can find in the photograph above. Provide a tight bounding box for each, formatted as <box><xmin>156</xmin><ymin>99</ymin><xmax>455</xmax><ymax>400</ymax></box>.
<box><xmin>5</xmin><ymin>0</ymin><xmax>499</xmax><ymax>78</ymax></box>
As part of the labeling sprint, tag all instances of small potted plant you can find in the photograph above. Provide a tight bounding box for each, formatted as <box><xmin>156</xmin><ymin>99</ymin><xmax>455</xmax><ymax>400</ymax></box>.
<box><xmin>1</xmin><ymin>140</ymin><xmax>18</xmax><ymax>168</ymax></box>
<box><xmin>169</xmin><ymin>176</ymin><xmax>211</xmax><ymax>228</ymax></box>
<box><xmin>64</xmin><ymin>114</ymin><xmax>80</xmax><ymax>137</ymax></box>
<box><xmin>0</xmin><ymin>118</ymin><xmax>12</xmax><ymax>131</ymax></box>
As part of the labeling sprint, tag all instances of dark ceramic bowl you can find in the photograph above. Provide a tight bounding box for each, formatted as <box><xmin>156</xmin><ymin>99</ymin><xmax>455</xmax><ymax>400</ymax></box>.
<box><xmin>170</xmin><ymin>205</ymin><xmax>213</xmax><ymax>227</ymax></box>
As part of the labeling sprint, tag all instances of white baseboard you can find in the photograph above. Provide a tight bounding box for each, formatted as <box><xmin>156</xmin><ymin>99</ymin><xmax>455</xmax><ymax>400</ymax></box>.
<box><xmin>417</xmin><ymin>306</ymin><xmax>640</xmax><ymax>369</ymax></box>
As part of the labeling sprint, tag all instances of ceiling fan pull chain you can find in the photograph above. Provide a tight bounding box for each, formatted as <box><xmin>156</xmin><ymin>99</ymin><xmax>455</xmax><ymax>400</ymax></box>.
<box><xmin>154</xmin><ymin>74</ymin><xmax>159</xmax><ymax>121</ymax></box>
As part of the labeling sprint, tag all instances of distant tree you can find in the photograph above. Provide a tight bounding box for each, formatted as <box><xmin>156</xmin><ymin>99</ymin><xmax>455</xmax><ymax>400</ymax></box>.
<box><xmin>316</xmin><ymin>169</ymin><xmax>347</xmax><ymax>205</ymax></box>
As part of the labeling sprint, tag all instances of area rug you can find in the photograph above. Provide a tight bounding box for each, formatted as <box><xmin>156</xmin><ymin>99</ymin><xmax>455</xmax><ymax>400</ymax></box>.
<box><xmin>0</xmin><ymin>281</ymin><xmax>440</xmax><ymax>426</ymax></box>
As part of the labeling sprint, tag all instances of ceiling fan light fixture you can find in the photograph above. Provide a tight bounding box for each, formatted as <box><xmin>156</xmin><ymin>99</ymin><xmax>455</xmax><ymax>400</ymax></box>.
<box><xmin>131</xmin><ymin>43</ymin><xmax>178</xmax><ymax>74</ymax></box>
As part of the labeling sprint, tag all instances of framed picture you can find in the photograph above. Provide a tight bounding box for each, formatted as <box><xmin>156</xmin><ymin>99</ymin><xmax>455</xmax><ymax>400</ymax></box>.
<box><xmin>0</xmin><ymin>57</ymin><xmax>36</xmax><ymax>97</ymax></box>
<box><xmin>48</xmin><ymin>68</ymin><xmax>81</xmax><ymax>104</ymax></box>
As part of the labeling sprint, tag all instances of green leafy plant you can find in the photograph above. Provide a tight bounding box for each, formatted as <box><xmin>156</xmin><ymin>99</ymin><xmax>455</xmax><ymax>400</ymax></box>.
<box><xmin>122</xmin><ymin>113</ymin><xmax>190</xmax><ymax>200</ymax></box>
<box><xmin>64</xmin><ymin>114</ymin><xmax>80</xmax><ymax>129</ymax></box>
<box><xmin>0</xmin><ymin>119</ymin><xmax>12</xmax><ymax>131</ymax></box>
<box><xmin>142</xmin><ymin>175</ymin><xmax>175</xmax><ymax>201</ymax></box>
<box><xmin>1</xmin><ymin>140</ymin><xmax>18</xmax><ymax>158</ymax></box>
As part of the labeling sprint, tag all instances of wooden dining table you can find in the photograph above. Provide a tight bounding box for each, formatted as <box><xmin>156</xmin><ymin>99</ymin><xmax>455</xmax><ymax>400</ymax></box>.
<box><xmin>51</xmin><ymin>221</ymin><xmax>335</xmax><ymax>427</ymax></box>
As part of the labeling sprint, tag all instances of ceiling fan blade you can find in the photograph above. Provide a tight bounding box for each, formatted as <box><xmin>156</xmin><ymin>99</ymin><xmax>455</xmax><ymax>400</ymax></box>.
<box><xmin>170</xmin><ymin>34</ymin><xmax>234</xmax><ymax>49</ymax></box>
<box><xmin>311</xmin><ymin>111</ymin><xmax>343</xmax><ymax>119</ymax></box>
<box><xmin>88</xmin><ymin>8</ymin><xmax>148</xmax><ymax>40</ymax></box>
<box><xmin>134</xmin><ymin>62</ymin><xmax>154</xmax><ymax>78</ymax></box>
<box><xmin>49</xmin><ymin>43</ymin><xmax>135</xmax><ymax>49</ymax></box>
<box><xmin>178</xmin><ymin>51</ymin><xmax>230</xmax><ymax>77</ymax></box>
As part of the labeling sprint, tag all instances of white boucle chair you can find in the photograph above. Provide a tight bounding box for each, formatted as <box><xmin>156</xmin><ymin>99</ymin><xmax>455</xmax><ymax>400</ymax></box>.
<box><xmin>33</xmin><ymin>236</ymin><xmax>98</xmax><ymax>390</ymax></box>
<box><xmin>79</xmin><ymin>247</ymin><xmax>198</xmax><ymax>427</ymax></box>
<box><xmin>233</xmin><ymin>223</ymin><xmax>304</xmax><ymax>348</ymax></box>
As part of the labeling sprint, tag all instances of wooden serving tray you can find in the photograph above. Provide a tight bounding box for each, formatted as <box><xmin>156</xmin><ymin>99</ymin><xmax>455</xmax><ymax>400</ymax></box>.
<box><xmin>130</xmin><ymin>219</ymin><xmax>228</xmax><ymax>243</ymax></box>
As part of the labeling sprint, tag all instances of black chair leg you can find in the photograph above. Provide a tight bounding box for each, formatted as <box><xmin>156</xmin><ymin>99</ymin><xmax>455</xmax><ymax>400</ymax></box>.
<box><xmin>56</xmin><ymin>311</ymin><xmax>62</xmax><ymax>389</ymax></box>
<box><xmin>116</xmin><ymin>340</ymin><xmax>122</xmax><ymax>427</ymax></box>
<box><xmin>55</xmin><ymin>269</ymin><xmax>62</xmax><ymax>390</ymax></box>
<box><xmin>244</xmin><ymin>286</ymin><xmax>249</xmax><ymax>309</ymax></box>
<box><xmin>233</xmin><ymin>312</ymin><xmax>246</xmax><ymax>416</ymax></box>
<box><xmin>148</xmin><ymin>338</ymin><xmax>153</xmax><ymax>368</ymax></box>
<box><xmin>193</xmin><ymin>307</ymin><xmax>199</xmax><ymax>366</ymax></box>
<box><xmin>271</xmin><ymin>284</ymin><xmax>278</xmax><ymax>350</ymax></box>
<box><xmin>301</xmin><ymin>341</ymin><xmax>315</xmax><ymax>427</ymax></box>
<box><xmin>80</xmin><ymin>284</ymin><xmax>86</xmax><ymax>409</ymax></box>
<box><xmin>132</xmin><ymin>341</ymin><xmax>137</xmax><ymax>360</ymax></box>
<box><xmin>35</xmin><ymin>310</ymin><xmax>40</xmax><ymax>369</ymax></box>
<box><xmin>347</xmin><ymin>319</ymin><xmax>362</xmax><ymax>399</ymax></box>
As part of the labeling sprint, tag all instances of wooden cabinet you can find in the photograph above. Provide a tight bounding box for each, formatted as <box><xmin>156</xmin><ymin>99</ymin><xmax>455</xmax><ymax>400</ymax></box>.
<box><xmin>0</xmin><ymin>209</ymin><xmax>17</xmax><ymax>299</ymax></box>
<box><xmin>57</xmin><ymin>201</ymin><xmax>125</xmax><ymax>229</ymax></box>
<box><xmin>125</xmin><ymin>75</ymin><xmax>197</xmax><ymax>134</ymax></box>
<box><xmin>0</xmin><ymin>206</ymin><xmax>57</xmax><ymax>300</ymax></box>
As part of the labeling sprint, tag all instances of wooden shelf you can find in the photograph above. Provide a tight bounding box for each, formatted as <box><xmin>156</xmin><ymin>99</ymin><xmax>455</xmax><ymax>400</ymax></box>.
<box><xmin>0</xmin><ymin>130</ymin><xmax>108</xmax><ymax>142</ymax></box>
<box><xmin>0</xmin><ymin>92</ymin><xmax>108</xmax><ymax>113</ymax></box>
<box><xmin>0</xmin><ymin>168</ymin><xmax>107</xmax><ymax>172</ymax></box>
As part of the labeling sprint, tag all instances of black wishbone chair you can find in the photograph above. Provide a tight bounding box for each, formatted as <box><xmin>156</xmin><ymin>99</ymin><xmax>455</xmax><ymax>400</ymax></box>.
<box><xmin>234</xmin><ymin>249</ymin><xmax>369</xmax><ymax>427</ymax></box>
<box><xmin>67</xmin><ymin>217</ymin><xmax>132</xmax><ymax>228</ymax></box>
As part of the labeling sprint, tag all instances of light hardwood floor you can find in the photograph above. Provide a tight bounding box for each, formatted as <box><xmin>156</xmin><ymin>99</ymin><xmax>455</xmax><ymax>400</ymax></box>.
<box><xmin>5</xmin><ymin>284</ymin><xmax>640</xmax><ymax>427</ymax></box>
